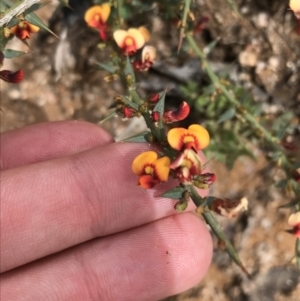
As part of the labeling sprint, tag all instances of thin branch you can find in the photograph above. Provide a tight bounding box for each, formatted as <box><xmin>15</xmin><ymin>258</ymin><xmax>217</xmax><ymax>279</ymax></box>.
<box><xmin>0</xmin><ymin>0</ymin><xmax>40</xmax><ymax>27</ymax></box>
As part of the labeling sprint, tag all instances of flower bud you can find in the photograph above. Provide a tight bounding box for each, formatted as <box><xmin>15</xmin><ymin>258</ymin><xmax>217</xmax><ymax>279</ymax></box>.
<box><xmin>149</xmin><ymin>93</ymin><xmax>160</xmax><ymax>103</ymax></box>
<box><xmin>125</xmin><ymin>74</ymin><xmax>134</xmax><ymax>87</ymax></box>
<box><xmin>193</xmin><ymin>173</ymin><xmax>216</xmax><ymax>189</ymax></box>
<box><xmin>174</xmin><ymin>199</ymin><xmax>188</xmax><ymax>212</ymax></box>
<box><xmin>123</xmin><ymin>107</ymin><xmax>137</xmax><ymax>118</ymax></box>
<box><xmin>151</xmin><ymin>111</ymin><xmax>160</xmax><ymax>122</ymax></box>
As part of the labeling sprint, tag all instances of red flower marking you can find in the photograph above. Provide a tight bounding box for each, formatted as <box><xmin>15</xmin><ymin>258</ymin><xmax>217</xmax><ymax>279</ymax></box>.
<box><xmin>0</xmin><ymin>69</ymin><xmax>24</xmax><ymax>83</ymax></box>
<box><xmin>163</xmin><ymin>101</ymin><xmax>190</xmax><ymax>123</ymax></box>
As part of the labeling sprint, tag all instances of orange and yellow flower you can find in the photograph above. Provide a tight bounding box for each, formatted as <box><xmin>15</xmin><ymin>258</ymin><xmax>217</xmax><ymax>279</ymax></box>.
<box><xmin>10</xmin><ymin>21</ymin><xmax>39</xmax><ymax>40</ymax></box>
<box><xmin>170</xmin><ymin>149</ymin><xmax>202</xmax><ymax>183</ymax></box>
<box><xmin>287</xmin><ymin>212</ymin><xmax>300</xmax><ymax>238</ymax></box>
<box><xmin>113</xmin><ymin>27</ymin><xmax>150</xmax><ymax>55</ymax></box>
<box><xmin>84</xmin><ymin>4</ymin><xmax>111</xmax><ymax>40</ymax></box>
<box><xmin>132</xmin><ymin>151</ymin><xmax>170</xmax><ymax>189</ymax></box>
<box><xmin>167</xmin><ymin>124</ymin><xmax>210</xmax><ymax>151</ymax></box>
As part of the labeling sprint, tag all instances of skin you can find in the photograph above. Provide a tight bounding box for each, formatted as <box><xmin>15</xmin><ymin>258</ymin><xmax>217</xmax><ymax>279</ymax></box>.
<box><xmin>0</xmin><ymin>121</ymin><xmax>212</xmax><ymax>301</ymax></box>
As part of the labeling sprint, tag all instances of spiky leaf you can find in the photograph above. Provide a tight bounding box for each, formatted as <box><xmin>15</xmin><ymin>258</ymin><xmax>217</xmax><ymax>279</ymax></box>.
<box><xmin>160</xmin><ymin>186</ymin><xmax>185</xmax><ymax>199</ymax></box>
<box><xmin>3</xmin><ymin>49</ymin><xmax>26</xmax><ymax>58</ymax></box>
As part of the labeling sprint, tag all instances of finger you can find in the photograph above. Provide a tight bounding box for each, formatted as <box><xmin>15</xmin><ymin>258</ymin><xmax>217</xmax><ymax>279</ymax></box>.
<box><xmin>0</xmin><ymin>121</ymin><xmax>114</xmax><ymax>170</ymax></box>
<box><xmin>1</xmin><ymin>213</ymin><xmax>212</xmax><ymax>301</ymax></box>
<box><xmin>1</xmin><ymin>142</ymin><xmax>209</xmax><ymax>272</ymax></box>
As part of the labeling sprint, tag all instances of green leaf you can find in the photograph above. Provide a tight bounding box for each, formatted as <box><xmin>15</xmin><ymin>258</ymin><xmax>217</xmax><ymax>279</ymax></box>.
<box><xmin>0</xmin><ymin>29</ymin><xmax>11</xmax><ymax>51</ymax></box>
<box><xmin>120</xmin><ymin>96</ymin><xmax>139</xmax><ymax>110</ymax></box>
<box><xmin>278</xmin><ymin>200</ymin><xmax>299</xmax><ymax>209</ymax></box>
<box><xmin>226</xmin><ymin>0</ymin><xmax>242</xmax><ymax>18</ymax></box>
<box><xmin>121</xmin><ymin>131</ymin><xmax>151</xmax><ymax>143</ymax></box>
<box><xmin>96</xmin><ymin>62</ymin><xmax>117</xmax><ymax>74</ymax></box>
<box><xmin>99</xmin><ymin>110</ymin><xmax>116</xmax><ymax>124</ymax></box>
<box><xmin>3</xmin><ymin>49</ymin><xmax>27</xmax><ymax>58</ymax></box>
<box><xmin>23</xmin><ymin>2</ymin><xmax>49</xmax><ymax>15</ymax></box>
<box><xmin>6</xmin><ymin>17</ymin><xmax>19</xmax><ymax>28</ymax></box>
<box><xmin>201</xmin><ymin>196</ymin><xmax>218</xmax><ymax>207</ymax></box>
<box><xmin>160</xmin><ymin>186</ymin><xmax>185</xmax><ymax>199</ymax></box>
<box><xmin>274</xmin><ymin>179</ymin><xmax>288</xmax><ymax>189</ymax></box>
<box><xmin>204</xmin><ymin>39</ymin><xmax>219</xmax><ymax>55</ymax></box>
<box><xmin>0</xmin><ymin>2</ymin><xmax>9</xmax><ymax>14</ymax></box>
<box><xmin>217</xmin><ymin>108</ymin><xmax>236</xmax><ymax>124</ymax></box>
<box><xmin>293</xmin><ymin>162</ymin><xmax>300</xmax><ymax>169</ymax></box>
<box><xmin>202</xmin><ymin>211</ymin><xmax>250</xmax><ymax>278</ymax></box>
<box><xmin>24</xmin><ymin>12</ymin><xmax>58</xmax><ymax>38</ymax></box>
<box><xmin>153</xmin><ymin>91</ymin><xmax>166</xmax><ymax>114</ymax></box>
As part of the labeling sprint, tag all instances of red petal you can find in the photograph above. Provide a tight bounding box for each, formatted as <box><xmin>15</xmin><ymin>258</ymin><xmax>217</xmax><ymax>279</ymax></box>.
<box><xmin>138</xmin><ymin>174</ymin><xmax>159</xmax><ymax>189</ymax></box>
<box><xmin>163</xmin><ymin>101</ymin><xmax>190</xmax><ymax>123</ymax></box>
<box><xmin>0</xmin><ymin>69</ymin><xmax>24</xmax><ymax>83</ymax></box>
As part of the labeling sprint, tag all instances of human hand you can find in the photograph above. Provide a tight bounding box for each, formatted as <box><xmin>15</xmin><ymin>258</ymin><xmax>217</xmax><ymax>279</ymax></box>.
<box><xmin>0</xmin><ymin>121</ymin><xmax>212</xmax><ymax>301</ymax></box>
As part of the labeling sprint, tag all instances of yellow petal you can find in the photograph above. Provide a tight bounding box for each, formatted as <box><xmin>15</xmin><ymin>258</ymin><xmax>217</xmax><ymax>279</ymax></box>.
<box><xmin>132</xmin><ymin>151</ymin><xmax>158</xmax><ymax>175</ymax></box>
<box><xmin>188</xmin><ymin>124</ymin><xmax>210</xmax><ymax>150</ymax></box>
<box><xmin>27</xmin><ymin>22</ymin><xmax>40</xmax><ymax>33</ymax></box>
<box><xmin>142</xmin><ymin>46</ymin><xmax>156</xmax><ymax>62</ymax></box>
<box><xmin>138</xmin><ymin>26</ymin><xmax>150</xmax><ymax>43</ymax></box>
<box><xmin>184</xmin><ymin>149</ymin><xmax>202</xmax><ymax>174</ymax></box>
<box><xmin>84</xmin><ymin>4</ymin><xmax>111</xmax><ymax>24</ymax></box>
<box><xmin>127</xmin><ymin>28</ymin><xmax>145</xmax><ymax>50</ymax></box>
<box><xmin>288</xmin><ymin>211</ymin><xmax>300</xmax><ymax>227</ymax></box>
<box><xmin>9</xmin><ymin>25</ymin><xmax>17</xmax><ymax>34</ymax></box>
<box><xmin>153</xmin><ymin>156</ymin><xmax>170</xmax><ymax>182</ymax></box>
<box><xmin>290</xmin><ymin>0</ymin><xmax>300</xmax><ymax>12</ymax></box>
<box><xmin>99</xmin><ymin>3</ymin><xmax>111</xmax><ymax>22</ymax></box>
<box><xmin>167</xmin><ymin>127</ymin><xmax>186</xmax><ymax>150</ymax></box>
<box><xmin>113</xmin><ymin>29</ymin><xmax>128</xmax><ymax>48</ymax></box>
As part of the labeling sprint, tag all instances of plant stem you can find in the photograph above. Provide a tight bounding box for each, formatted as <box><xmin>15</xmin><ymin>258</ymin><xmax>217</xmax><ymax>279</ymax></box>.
<box><xmin>189</xmin><ymin>185</ymin><xmax>204</xmax><ymax>206</ymax></box>
<box><xmin>116</xmin><ymin>0</ymin><xmax>123</xmax><ymax>26</ymax></box>
<box><xmin>178</xmin><ymin>0</ymin><xmax>191</xmax><ymax>52</ymax></box>
<box><xmin>186</xmin><ymin>34</ymin><xmax>299</xmax><ymax>197</ymax></box>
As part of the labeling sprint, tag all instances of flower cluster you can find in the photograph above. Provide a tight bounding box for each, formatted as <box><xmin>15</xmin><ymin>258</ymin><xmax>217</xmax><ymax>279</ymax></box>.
<box><xmin>83</xmin><ymin>3</ymin><xmax>252</xmax><ymax>225</ymax></box>
<box><xmin>1</xmin><ymin>17</ymin><xmax>40</xmax><ymax>85</ymax></box>
<box><xmin>84</xmin><ymin>3</ymin><xmax>156</xmax><ymax>69</ymax></box>
<box><xmin>9</xmin><ymin>21</ymin><xmax>40</xmax><ymax>40</ymax></box>
<box><xmin>132</xmin><ymin>122</ymin><xmax>212</xmax><ymax>189</ymax></box>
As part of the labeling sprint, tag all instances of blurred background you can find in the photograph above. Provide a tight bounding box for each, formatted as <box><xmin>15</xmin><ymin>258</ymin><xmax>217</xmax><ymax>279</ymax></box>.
<box><xmin>1</xmin><ymin>0</ymin><xmax>300</xmax><ymax>300</ymax></box>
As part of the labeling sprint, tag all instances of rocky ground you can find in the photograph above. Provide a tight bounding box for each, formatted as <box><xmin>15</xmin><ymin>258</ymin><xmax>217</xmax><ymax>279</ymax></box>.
<box><xmin>1</xmin><ymin>0</ymin><xmax>300</xmax><ymax>300</ymax></box>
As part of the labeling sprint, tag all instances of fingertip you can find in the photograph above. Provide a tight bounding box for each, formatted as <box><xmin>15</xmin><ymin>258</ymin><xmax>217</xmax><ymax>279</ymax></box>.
<box><xmin>160</xmin><ymin>213</ymin><xmax>213</xmax><ymax>296</ymax></box>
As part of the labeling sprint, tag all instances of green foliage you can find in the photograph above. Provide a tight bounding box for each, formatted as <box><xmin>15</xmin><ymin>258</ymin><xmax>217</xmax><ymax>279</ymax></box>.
<box><xmin>3</xmin><ymin>49</ymin><xmax>26</xmax><ymax>58</ymax></box>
